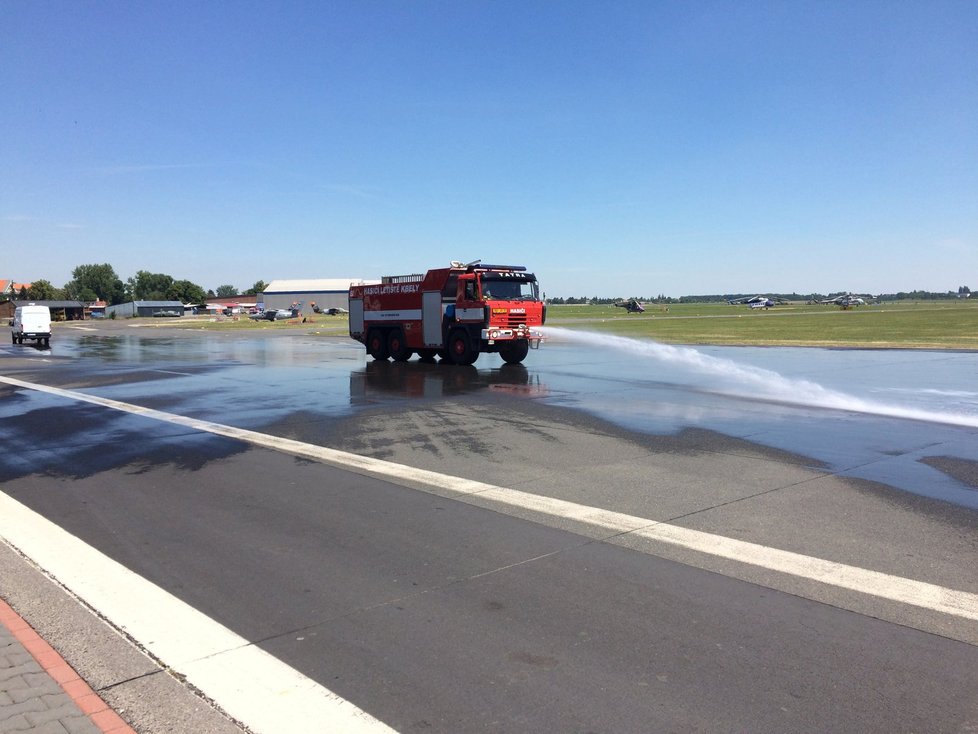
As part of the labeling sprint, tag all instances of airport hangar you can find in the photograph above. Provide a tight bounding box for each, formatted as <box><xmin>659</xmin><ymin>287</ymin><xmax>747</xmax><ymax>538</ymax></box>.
<box><xmin>260</xmin><ymin>279</ymin><xmax>377</xmax><ymax>316</ymax></box>
<box><xmin>1</xmin><ymin>299</ymin><xmax>89</xmax><ymax>321</ymax></box>
<box><xmin>104</xmin><ymin>300</ymin><xmax>186</xmax><ymax>318</ymax></box>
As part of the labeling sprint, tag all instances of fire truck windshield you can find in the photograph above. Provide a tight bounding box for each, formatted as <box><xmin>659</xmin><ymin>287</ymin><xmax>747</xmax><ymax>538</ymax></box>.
<box><xmin>481</xmin><ymin>276</ymin><xmax>539</xmax><ymax>301</ymax></box>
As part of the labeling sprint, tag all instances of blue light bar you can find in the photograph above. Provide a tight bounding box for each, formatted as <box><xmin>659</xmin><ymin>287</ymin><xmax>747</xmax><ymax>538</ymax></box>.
<box><xmin>472</xmin><ymin>264</ymin><xmax>526</xmax><ymax>272</ymax></box>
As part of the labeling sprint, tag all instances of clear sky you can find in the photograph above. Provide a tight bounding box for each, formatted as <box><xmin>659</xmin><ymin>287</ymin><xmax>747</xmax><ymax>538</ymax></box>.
<box><xmin>2</xmin><ymin>0</ymin><xmax>976</xmax><ymax>298</ymax></box>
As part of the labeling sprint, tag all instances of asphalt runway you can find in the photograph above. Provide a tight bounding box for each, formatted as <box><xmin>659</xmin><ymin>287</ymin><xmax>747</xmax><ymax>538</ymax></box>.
<box><xmin>2</xmin><ymin>321</ymin><xmax>977</xmax><ymax>733</ymax></box>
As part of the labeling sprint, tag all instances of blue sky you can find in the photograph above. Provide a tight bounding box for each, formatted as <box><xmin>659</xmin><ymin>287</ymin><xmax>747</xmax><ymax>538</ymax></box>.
<box><xmin>2</xmin><ymin>1</ymin><xmax>976</xmax><ymax>298</ymax></box>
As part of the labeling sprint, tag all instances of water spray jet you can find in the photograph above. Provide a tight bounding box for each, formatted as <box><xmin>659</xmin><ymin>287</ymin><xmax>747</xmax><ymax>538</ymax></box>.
<box><xmin>541</xmin><ymin>327</ymin><xmax>978</xmax><ymax>429</ymax></box>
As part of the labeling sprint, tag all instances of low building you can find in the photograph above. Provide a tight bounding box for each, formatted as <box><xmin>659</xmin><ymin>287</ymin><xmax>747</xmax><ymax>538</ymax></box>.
<box><xmin>260</xmin><ymin>279</ymin><xmax>377</xmax><ymax>316</ymax></box>
<box><xmin>105</xmin><ymin>300</ymin><xmax>185</xmax><ymax>318</ymax></box>
<box><xmin>0</xmin><ymin>300</ymin><xmax>85</xmax><ymax>321</ymax></box>
<box><xmin>86</xmin><ymin>301</ymin><xmax>108</xmax><ymax>319</ymax></box>
<box><xmin>0</xmin><ymin>281</ymin><xmax>32</xmax><ymax>298</ymax></box>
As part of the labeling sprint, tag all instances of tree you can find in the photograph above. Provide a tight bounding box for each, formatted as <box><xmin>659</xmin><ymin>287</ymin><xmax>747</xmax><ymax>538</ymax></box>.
<box><xmin>65</xmin><ymin>264</ymin><xmax>126</xmax><ymax>304</ymax></box>
<box><xmin>27</xmin><ymin>280</ymin><xmax>61</xmax><ymax>300</ymax></box>
<box><xmin>245</xmin><ymin>280</ymin><xmax>267</xmax><ymax>296</ymax></box>
<box><xmin>215</xmin><ymin>284</ymin><xmax>237</xmax><ymax>298</ymax></box>
<box><xmin>131</xmin><ymin>270</ymin><xmax>174</xmax><ymax>300</ymax></box>
<box><xmin>167</xmin><ymin>280</ymin><xmax>207</xmax><ymax>304</ymax></box>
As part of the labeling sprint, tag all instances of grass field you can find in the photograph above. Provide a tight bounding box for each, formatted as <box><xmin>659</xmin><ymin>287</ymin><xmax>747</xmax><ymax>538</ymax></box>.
<box><xmin>545</xmin><ymin>300</ymin><xmax>978</xmax><ymax>350</ymax></box>
<box><xmin>130</xmin><ymin>314</ymin><xmax>352</xmax><ymax>336</ymax></box>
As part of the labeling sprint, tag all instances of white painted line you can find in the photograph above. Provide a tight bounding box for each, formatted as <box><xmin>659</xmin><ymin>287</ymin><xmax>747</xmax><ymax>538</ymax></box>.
<box><xmin>3</xmin><ymin>374</ymin><xmax>978</xmax><ymax>630</ymax></box>
<box><xmin>0</xmin><ymin>493</ymin><xmax>395</xmax><ymax>734</ymax></box>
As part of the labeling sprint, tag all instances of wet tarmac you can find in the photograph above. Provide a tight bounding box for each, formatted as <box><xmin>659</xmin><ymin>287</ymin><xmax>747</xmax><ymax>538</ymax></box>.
<box><xmin>4</xmin><ymin>322</ymin><xmax>978</xmax><ymax>733</ymax></box>
<box><xmin>5</xmin><ymin>322</ymin><xmax>978</xmax><ymax>508</ymax></box>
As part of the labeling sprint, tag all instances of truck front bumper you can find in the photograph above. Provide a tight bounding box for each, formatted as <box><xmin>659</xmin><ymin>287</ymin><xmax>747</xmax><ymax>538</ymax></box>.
<box><xmin>482</xmin><ymin>326</ymin><xmax>545</xmax><ymax>348</ymax></box>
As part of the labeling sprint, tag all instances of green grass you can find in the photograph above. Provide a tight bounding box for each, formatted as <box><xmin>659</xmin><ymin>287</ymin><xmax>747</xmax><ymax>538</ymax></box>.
<box><xmin>546</xmin><ymin>300</ymin><xmax>978</xmax><ymax>350</ymax></box>
<box><xmin>135</xmin><ymin>314</ymin><xmax>351</xmax><ymax>335</ymax></box>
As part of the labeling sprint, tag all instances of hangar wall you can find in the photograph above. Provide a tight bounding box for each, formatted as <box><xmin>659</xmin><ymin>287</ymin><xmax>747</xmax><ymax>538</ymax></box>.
<box><xmin>261</xmin><ymin>279</ymin><xmax>377</xmax><ymax>316</ymax></box>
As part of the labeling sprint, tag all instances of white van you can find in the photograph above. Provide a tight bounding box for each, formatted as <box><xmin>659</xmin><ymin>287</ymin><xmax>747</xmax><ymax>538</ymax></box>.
<box><xmin>10</xmin><ymin>304</ymin><xmax>52</xmax><ymax>347</ymax></box>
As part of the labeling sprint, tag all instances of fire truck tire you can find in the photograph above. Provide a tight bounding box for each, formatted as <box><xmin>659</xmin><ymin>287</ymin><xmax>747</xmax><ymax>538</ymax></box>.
<box><xmin>447</xmin><ymin>328</ymin><xmax>478</xmax><ymax>366</ymax></box>
<box><xmin>387</xmin><ymin>329</ymin><xmax>411</xmax><ymax>362</ymax></box>
<box><xmin>367</xmin><ymin>329</ymin><xmax>389</xmax><ymax>360</ymax></box>
<box><xmin>499</xmin><ymin>339</ymin><xmax>530</xmax><ymax>364</ymax></box>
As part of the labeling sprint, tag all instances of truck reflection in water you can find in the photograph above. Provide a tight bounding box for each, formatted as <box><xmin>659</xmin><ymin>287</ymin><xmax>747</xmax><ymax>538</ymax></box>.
<box><xmin>350</xmin><ymin>360</ymin><xmax>549</xmax><ymax>403</ymax></box>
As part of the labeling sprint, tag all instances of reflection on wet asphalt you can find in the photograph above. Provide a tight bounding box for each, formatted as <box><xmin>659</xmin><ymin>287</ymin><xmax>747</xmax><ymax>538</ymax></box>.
<box><xmin>5</xmin><ymin>329</ymin><xmax>978</xmax><ymax>508</ymax></box>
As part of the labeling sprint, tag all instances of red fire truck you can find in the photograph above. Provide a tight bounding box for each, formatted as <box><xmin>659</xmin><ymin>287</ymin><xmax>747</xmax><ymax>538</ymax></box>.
<box><xmin>349</xmin><ymin>260</ymin><xmax>546</xmax><ymax>365</ymax></box>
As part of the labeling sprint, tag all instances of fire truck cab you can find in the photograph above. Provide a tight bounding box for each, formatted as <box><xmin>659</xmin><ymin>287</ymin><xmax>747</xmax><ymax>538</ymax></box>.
<box><xmin>349</xmin><ymin>261</ymin><xmax>546</xmax><ymax>366</ymax></box>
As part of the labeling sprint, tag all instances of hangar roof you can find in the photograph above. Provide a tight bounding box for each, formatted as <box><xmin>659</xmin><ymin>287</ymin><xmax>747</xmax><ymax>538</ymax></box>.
<box><xmin>12</xmin><ymin>299</ymin><xmax>84</xmax><ymax>308</ymax></box>
<box><xmin>264</xmin><ymin>278</ymin><xmax>378</xmax><ymax>293</ymax></box>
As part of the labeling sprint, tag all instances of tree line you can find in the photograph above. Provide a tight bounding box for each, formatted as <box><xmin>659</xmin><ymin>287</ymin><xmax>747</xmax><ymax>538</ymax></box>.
<box><xmin>11</xmin><ymin>265</ymin><xmax>968</xmax><ymax>306</ymax></box>
<box><xmin>5</xmin><ymin>263</ymin><xmax>267</xmax><ymax>305</ymax></box>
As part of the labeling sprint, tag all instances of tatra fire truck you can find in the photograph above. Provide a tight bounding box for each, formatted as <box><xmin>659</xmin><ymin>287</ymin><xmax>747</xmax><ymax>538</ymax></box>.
<box><xmin>349</xmin><ymin>260</ymin><xmax>546</xmax><ymax>365</ymax></box>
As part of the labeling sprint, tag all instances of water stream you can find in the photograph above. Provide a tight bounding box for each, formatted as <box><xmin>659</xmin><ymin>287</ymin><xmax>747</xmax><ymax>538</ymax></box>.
<box><xmin>542</xmin><ymin>327</ymin><xmax>978</xmax><ymax>429</ymax></box>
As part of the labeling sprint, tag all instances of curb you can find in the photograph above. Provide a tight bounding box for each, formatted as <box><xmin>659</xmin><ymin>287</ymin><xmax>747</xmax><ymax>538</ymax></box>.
<box><xmin>0</xmin><ymin>597</ymin><xmax>136</xmax><ymax>734</ymax></box>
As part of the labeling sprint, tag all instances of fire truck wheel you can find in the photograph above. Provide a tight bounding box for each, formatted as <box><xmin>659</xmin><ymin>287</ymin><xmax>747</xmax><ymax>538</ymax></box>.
<box><xmin>367</xmin><ymin>329</ymin><xmax>389</xmax><ymax>360</ymax></box>
<box><xmin>499</xmin><ymin>339</ymin><xmax>530</xmax><ymax>364</ymax></box>
<box><xmin>447</xmin><ymin>328</ymin><xmax>478</xmax><ymax>366</ymax></box>
<box><xmin>387</xmin><ymin>329</ymin><xmax>411</xmax><ymax>362</ymax></box>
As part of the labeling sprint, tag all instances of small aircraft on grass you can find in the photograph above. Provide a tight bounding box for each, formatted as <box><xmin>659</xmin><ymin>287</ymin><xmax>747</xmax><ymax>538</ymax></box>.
<box><xmin>251</xmin><ymin>304</ymin><xmax>301</xmax><ymax>321</ymax></box>
<box><xmin>816</xmin><ymin>293</ymin><xmax>868</xmax><ymax>308</ymax></box>
<box><xmin>614</xmin><ymin>298</ymin><xmax>646</xmax><ymax>314</ymax></box>
<box><xmin>727</xmin><ymin>295</ymin><xmax>788</xmax><ymax>309</ymax></box>
<box><xmin>263</xmin><ymin>308</ymin><xmax>301</xmax><ymax>320</ymax></box>
<box><xmin>313</xmin><ymin>304</ymin><xmax>348</xmax><ymax>315</ymax></box>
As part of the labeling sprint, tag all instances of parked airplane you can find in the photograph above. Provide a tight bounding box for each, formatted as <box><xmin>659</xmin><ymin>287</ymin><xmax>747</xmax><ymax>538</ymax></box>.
<box><xmin>312</xmin><ymin>304</ymin><xmax>348</xmax><ymax>315</ymax></box>
<box><xmin>727</xmin><ymin>295</ymin><xmax>787</xmax><ymax>308</ymax></box>
<box><xmin>614</xmin><ymin>299</ymin><xmax>646</xmax><ymax>313</ymax></box>
<box><xmin>263</xmin><ymin>308</ymin><xmax>300</xmax><ymax>321</ymax></box>
<box><xmin>818</xmin><ymin>293</ymin><xmax>867</xmax><ymax>308</ymax></box>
